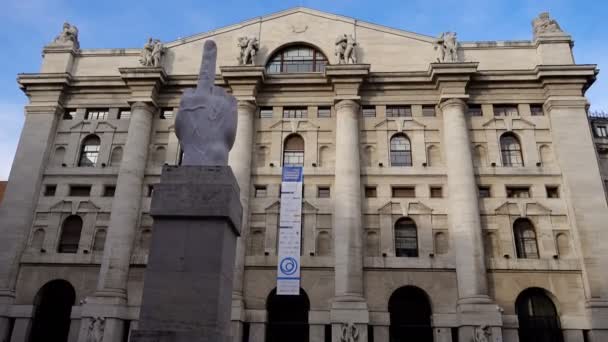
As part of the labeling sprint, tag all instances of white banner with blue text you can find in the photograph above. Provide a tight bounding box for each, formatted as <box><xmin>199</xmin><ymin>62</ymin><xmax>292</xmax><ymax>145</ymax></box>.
<box><xmin>276</xmin><ymin>166</ymin><xmax>303</xmax><ymax>295</ymax></box>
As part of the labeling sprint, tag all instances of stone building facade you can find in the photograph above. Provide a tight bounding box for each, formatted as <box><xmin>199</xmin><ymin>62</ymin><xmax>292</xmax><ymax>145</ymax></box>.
<box><xmin>0</xmin><ymin>182</ymin><xmax>6</xmax><ymax>205</ymax></box>
<box><xmin>0</xmin><ymin>7</ymin><xmax>607</xmax><ymax>342</ymax></box>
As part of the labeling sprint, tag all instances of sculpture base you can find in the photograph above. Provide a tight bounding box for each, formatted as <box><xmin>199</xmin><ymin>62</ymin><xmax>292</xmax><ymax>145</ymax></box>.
<box><xmin>131</xmin><ymin>165</ymin><xmax>242</xmax><ymax>342</ymax></box>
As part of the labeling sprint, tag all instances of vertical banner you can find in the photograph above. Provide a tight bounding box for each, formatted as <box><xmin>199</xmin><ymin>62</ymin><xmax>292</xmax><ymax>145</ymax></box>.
<box><xmin>277</xmin><ymin>166</ymin><xmax>303</xmax><ymax>295</ymax></box>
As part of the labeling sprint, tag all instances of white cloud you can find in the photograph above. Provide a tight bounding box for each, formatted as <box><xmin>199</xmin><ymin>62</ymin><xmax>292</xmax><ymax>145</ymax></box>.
<box><xmin>0</xmin><ymin>102</ymin><xmax>25</xmax><ymax>180</ymax></box>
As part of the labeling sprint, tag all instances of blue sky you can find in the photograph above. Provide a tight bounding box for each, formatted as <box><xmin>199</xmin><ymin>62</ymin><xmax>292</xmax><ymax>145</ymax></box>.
<box><xmin>0</xmin><ymin>0</ymin><xmax>606</xmax><ymax>179</ymax></box>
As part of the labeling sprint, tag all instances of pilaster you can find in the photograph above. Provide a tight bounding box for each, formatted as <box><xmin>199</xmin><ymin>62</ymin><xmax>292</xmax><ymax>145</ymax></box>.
<box><xmin>0</xmin><ymin>73</ymin><xmax>70</xmax><ymax>341</ymax></box>
<box><xmin>539</xmin><ymin>65</ymin><xmax>608</xmax><ymax>337</ymax></box>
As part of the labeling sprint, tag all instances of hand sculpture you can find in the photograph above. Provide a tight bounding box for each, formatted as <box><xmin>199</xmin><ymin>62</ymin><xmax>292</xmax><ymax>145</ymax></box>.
<box><xmin>175</xmin><ymin>40</ymin><xmax>238</xmax><ymax>165</ymax></box>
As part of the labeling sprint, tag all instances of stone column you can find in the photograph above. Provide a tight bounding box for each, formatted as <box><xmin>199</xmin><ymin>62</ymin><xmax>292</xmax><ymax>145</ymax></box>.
<box><xmin>220</xmin><ymin>65</ymin><xmax>265</xmax><ymax>342</ymax></box>
<box><xmin>440</xmin><ymin>98</ymin><xmax>489</xmax><ymax>302</ymax></box>
<box><xmin>228</xmin><ymin>100</ymin><xmax>256</xmax><ymax>339</ymax></box>
<box><xmin>96</xmin><ymin>101</ymin><xmax>155</xmax><ymax>298</ymax></box>
<box><xmin>333</xmin><ymin>99</ymin><xmax>364</xmax><ymax>301</ymax></box>
<box><xmin>331</xmin><ymin>99</ymin><xmax>368</xmax><ymax>338</ymax></box>
<box><xmin>325</xmin><ymin>64</ymin><xmax>370</xmax><ymax>340</ymax></box>
<box><xmin>0</xmin><ymin>73</ymin><xmax>69</xmax><ymax>341</ymax></box>
<box><xmin>545</xmin><ymin>94</ymin><xmax>608</xmax><ymax>341</ymax></box>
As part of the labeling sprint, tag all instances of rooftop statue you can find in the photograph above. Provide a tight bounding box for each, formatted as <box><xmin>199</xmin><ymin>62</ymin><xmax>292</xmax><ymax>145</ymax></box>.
<box><xmin>175</xmin><ymin>40</ymin><xmax>238</xmax><ymax>166</ymax></box>
<box><xmin>237</xmin><ymin>36</ymin><xmax>259</xmax><ymax>65</ymax></box>
<box><xmin>51</xmin><ymin>22</ymin><xmax>79</xmax><ymax>49</ymax></box>
<box><xmin>335</xmin><ymin>34</ymin><xmax>358</xmax><ymax>64</ymax></box>
<box><xmin>435</xmin><ymin>32</ymin><xmax>458</xmax><ymax>63</ymax></box>
<box><xmin>532</xmin><ymin>12</ymin><xmax>563</xmax><ymax>38</ymax></box>
<box><xmin>140</xmin><ymin>38</ymin><xmax>164</xmax><ymax>67</ymax></box>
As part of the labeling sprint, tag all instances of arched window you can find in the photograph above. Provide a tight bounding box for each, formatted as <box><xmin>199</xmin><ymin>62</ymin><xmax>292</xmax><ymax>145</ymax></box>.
<box><xmin>248</xmin><ymin>230</ymin><xmax>265</xmax><ymax>256</ymax></box>
<box><xmin>514</xmin><ymin>218</ymin><xmax>539</xmax><ymax>259</ymax></box>
<box><xmin>555</xmin><ymin>233</ymin><xmax>571</xmax><ymax>258</ymax></box>
<box><xmin>390</xmin><ymin>134</ymin><xmax>412</xmax><ymax>167</ymax></box>
<box><xmin>52</xmin><ymin>146</ymin><xmax>66</xmax><ymax>167</ymax></box>
<box><xmin>266</xmin><ymin>45</ymin><xmax>328</xmax><ymax>74</ymax></box>
<box><xmin>256</xmin><ymin>145</ymin><xmax>268</xmax><ymax>167</ymax></box>
<box><xmin>473</xmin><ymin>145</ymin><xmax>487</xmax><ymax>167</ymax></box>
<box><xmin>78</xmin><ymin>135</ymin><xmax>101</xmax><ymax>167</ymax></box>
<box><xmin>539</xmin><ymin>144</ymin><xmax>554</xmax><ymax>167</ymax></box>
<box><xmin>501</xmin><ymin>133</ymin><xmax>523</xmax><ymax>167</ymax></box>
<box><xmin>266</xmin><ymin>288</ymin><xmax>310</xmax><ymax>342</ymax></box>
<box><xmin>434</xmin><ymin>232</ymin><xmax>448</xmax><ymax>255</ymax></box>
<box><xmin>92</xmin><ymin>229</ymin><xmax>106</xmax><ymax>252</ymax></box>
<box><xmin>362</xmin><ymin>145</ymin><xmax>374</xmax><ymax>167</ymax></box>
<box><xmin>516</xmin><ymin>288</ymin><xmax>563</xmax><ymax>342</ymax></box>
<box><xmin>58</xmin><ymin>215</ymin><xmax>83</xmax><ymax>253</ymax></box>
<box><xmin>316</xmin><ymin>231</ymin><xmax>331</xmax><ymax>256</ymax></box>
<box><xmin>29</xmin><ymin>279</ymin><xmax>76</xmax><ymax>342</ymax></box>
<box><xmin>366</xmin><ymin>231</ymin><xmax>379</xmax><ymax>256</ymax></box>
<box><xmin>283</xmin><ymin>134</ymin><xmax>305</xmax><ymax>167</ymax></box>
<box><xmin>109</xmin><ymin>146</ymin><xmax>123</xmax><ymax>167</ymax></box>
<box><xmin>389</xmin><ymin>286</ymin><xmax>433</xmax><ymax>342</ymax></box>
<box><xmin>395</xmin><ymin>218</ymin><xmax>418</xmax><ymax>257</ymax></box>
<box><xmin>427</xmin><ymin>145</ymin><xmax>442</xmax><ymax>167</ymax></box>
<box><xmin>32</xmin><ymin>229</ymin><xmax>45</xmax><ymax>250</ymax></box>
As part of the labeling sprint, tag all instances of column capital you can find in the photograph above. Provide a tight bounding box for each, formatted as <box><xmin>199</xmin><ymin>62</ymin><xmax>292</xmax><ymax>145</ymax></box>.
<box><xmin>334</xmin><ymin>99</ymin><xmax>360</xmax><ymax>111</ymax></box>
<box><xmin>429</xmin><ymin>62</ymin><xmax>477</xmax><ymax>100</ymax></box>
<box><xmin>131</xmin><ymin>101</ymin><xmax>157</xmax><ymax>113</ymax></box>
<box><xmin>237</xmin><ymin>100</ymin><xmax>257</xmax><ymax>113</ymax></box>
<box><xmin>326</xmin><ymin>64</ymin><xmax>370</xmax><ymax>101</ymax></box>
<box><xmin>439</xmin><ymin>97</ymin><xmax>467</xmax><ymax>111</ymax></box>
<box><xmin>221</xmin><ymin>65</ymin><xmax>265</xmax><ymax>102</ymax></box>
<box><xmin>544</xmin><ymin>96</ymin><xmax>588</xmax><ymax>113</ymax></box>
<box><xmin>119</xmin><ymin>67</ymin><xmax>167</xmax><ymax>106</ymax></box>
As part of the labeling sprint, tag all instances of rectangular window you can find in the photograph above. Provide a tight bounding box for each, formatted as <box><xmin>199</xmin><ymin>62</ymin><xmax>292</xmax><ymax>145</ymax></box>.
<box><xmin>259</xmin><ymin>107</ymin><xmax>273</xmax><ymax>118</ymax></box>
<box><xmin>392</xmin><ymin>186</ymin><xmax>415</xmax><ymax>198</ymax></box>
<box><xmin>386</xmin><ymin>105</ymin><xmax>412</xmax><ymax>117</ymax></box>
<box><xmin>160</xmin><ymin>108</ymin><xmax>174</xmax><ymax>120</ymax></box>
<box><xmin>63</xmin><ymin>109</ymin><xmax>77</xmax><ymax>120</ymax></box>
<box><xmin>506</xmin><ymin>186</ymin><xmax>531</xmax><ymax>198</ymax></box>
<box><xmin>361</xmin><ymin>106</ymin><xmax>376</xmax><ymax>117</ymax></box>
<box><xmin>317</xmin><ymin>186</ymin><xmax>330</xmax><ymax>198</ymax></box>
<box><xmin>530</xmin><ymin>104</ymin><xmax>544</xmax><ymax>116</ymax></box>
<box><xmin>317</xmin><ymin>106</ymin><xmax>331</xmax><ymax>118</ymax></box>
<box><xmin>365</xmin><ymin>186</ymin><xmax>377</xmax><ymax>198</ymax></box>
<box><xmin>283</xmin><ymin>107</ymin><xmax>307</xmax><ymax>118</ymax></box>
<box><xmin>596</xmin><ymin>125</ymin><xmax>608</xmax><ymax>137</ymax></box>
<box><xmin>493</xmin><ymin>105</ymin><xmax>519</xmax><ymax>117</ymax></box>
<box><xmin>478</xmin><ymin>186</ymin><xmax>491</xmax><ymax>198</ymax></box>
<box><xmin>254</xmin><ymin>185</ymin><xmax>267</xmax><ymax>198</ymax></box>
<box><xmin>69</xmin><ymin>185</ymin><xmax>91</xmax><ymax>197</ymax></box>
<box><xmin>103</xmin><ymin>185</ymin><xmax>116</xmax><ymax>197</ymax></box>
<box><xmin>118</xmin><ymin>109</ymin><xmax>131</xmax><ymax>120</ymax></box>
<box><xmin>546</xmin><ymin>186</ymin><xmax>560</xmax><ymax>198</ymax></box>
<box><xmin>467</xmin><ymin>104</ymin><xmax>483</xmax><ymax>117</ymax></box>
<box><xmin>430</xmin><ymin>186</ymin><xmax>443</xmax><ymax>198</ymax></box>
<box><xmin>44</xmin><ymin>185</ymin><xmax>57</xmax><ymax>197</ymax></box>
<box><xmin>85</xmin><ymin>108</ymin><xmax>109</xmax><ymax>120</ymax></box>
<box><xmin>422</xmin><ymin>106</ymin><xmax>436</xmax><ymax>117</ymax></box>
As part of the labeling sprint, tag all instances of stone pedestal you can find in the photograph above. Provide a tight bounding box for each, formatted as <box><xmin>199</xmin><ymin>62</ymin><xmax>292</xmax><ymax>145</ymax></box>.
<box><xmin>131</xmin><ymin>165</ymin><xmax>242</xmax><ymax>342</ymax></box>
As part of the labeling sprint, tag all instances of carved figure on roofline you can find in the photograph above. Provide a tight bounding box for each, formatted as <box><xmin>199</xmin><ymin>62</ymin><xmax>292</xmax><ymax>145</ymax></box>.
<box><xmin>435</xmin><ymin>31</ymin><xmax>459</xmax><ymax>63</ymax></box>
<box><xmin>335</xmin><ymin>34</ymin><xmax>358</xmax><ymax>64</ymax></box>
<box><xmin>532</xmin><ymin>12</ymin><xmax>563</xmax><ymax>38</ymax></box>
<box><xmin>140</xmin><ymin>38</ymin><xmax>164</xmax><ymax>67</ymax></box>
<box><xmin>51</xmin><ymin>22</ymin><xmax>79</xmax><ymax>48</ymax></box>
<box><xmin>340</xmin><ymin>322</ymin><xmax>359</xmax><ymax>342</ymax></box>
<box><xmin>237</xmin><ymin>36</ymin><xmax>259</xmax><ymax>65</ymax></box>
<box><xmin>473</xmin><ymin>325</ymin><xmax>491</xmax><ymax>342</ymax></box>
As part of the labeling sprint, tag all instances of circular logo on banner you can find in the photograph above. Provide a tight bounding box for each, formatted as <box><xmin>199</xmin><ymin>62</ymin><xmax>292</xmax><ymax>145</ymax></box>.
<box><xmin>279</xmin><ymin>257</ymin><xmax>298</xmax><ymax>276</ymax></box>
